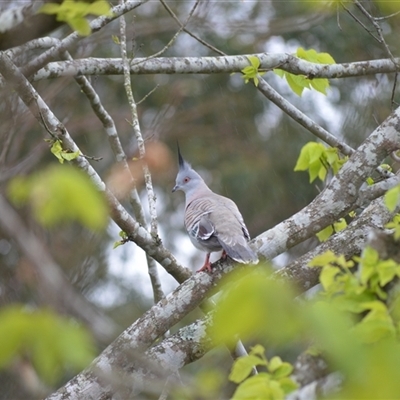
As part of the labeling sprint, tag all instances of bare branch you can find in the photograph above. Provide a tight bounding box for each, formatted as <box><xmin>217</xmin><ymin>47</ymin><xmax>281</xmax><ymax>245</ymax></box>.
<box><xmin>130</xmin><ymin>0</ymin><xmax>200</xmax><ymax>66</ymax></box>
<box><xmin>159</xmin><ymin>0</ymin><xmax>225</xmax><ymax>56</ymax></box>
<box><xmin>31</xmin><ymin>54</ymin><xmax>400</xmax><ymax>82</ymax></box>
<box><xmin>119</xmin><ymin>8</ymin><xmax>165</xmax><ymax>302</ymax></box>
<box><xmin>256</xmin><ymin>77</ymin><xmax>354</xmax><ymax>156</ymax></box>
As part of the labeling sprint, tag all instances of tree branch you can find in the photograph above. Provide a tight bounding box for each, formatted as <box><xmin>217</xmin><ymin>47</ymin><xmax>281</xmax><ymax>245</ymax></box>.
<box><xmin>30</xmin><ymin>54</ymin><xmax>400</xmax><ymax>81</ymax></box>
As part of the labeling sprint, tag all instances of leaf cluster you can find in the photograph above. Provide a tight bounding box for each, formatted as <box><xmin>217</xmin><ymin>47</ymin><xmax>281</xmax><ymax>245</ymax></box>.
<box><xmin>212</xmin><ymin>245</ymin><xmax>400</xmax><ymax>398</ymax></box>
<box><xmin>294</xmin><ymin>141</ymin><xmax>347</xmax><ymax>183</ymax></box>
<box><xmin>229</xmin><ymin>345</ymin><xmax>297</xmax><ymax>400</ymax></box>
<box><xmin>274</xmin><ymin>48</ymin><xmax>335</xmax><ymax>96</ymax></box>
<box><xmin>47</xmin><ymin>139</ymin><xmax>80</xmax><ymax>164</ymax></box>
<box><xmin>310</xmin><ymin>248</ymin><xmax>400</xmax><ymax>344</ymax></box>
<box><xmin>241</xmin><ymin>56</ymin><xmax>265</xmax><ymax>87</ymax></box>
<box><xmin>38</xmin><ymin>0</ymin><xmax>112</xmax><ymax>36</ymax></box>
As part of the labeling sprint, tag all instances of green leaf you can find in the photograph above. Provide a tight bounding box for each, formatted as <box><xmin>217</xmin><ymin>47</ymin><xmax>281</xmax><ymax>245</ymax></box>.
<box><xmin>268</xmin><ymin>356</ymin><xmax>283</xmax><ymax>372</ymax></box>
<box><xmin>113</xmin><ymin>241</ymin><xmax>122</xmax><ymax>249</ymax></box>
<box><xmin>297</xmin><ymin>47</ymin><xmax>335</xmax><ymax>64</ymax></box>
<box><xmin>87</xmin><ymin>0</ymin><xmax>113</xmax><ymax>16</ymax></box>
<box><xmin>294</xmin><ymin>142</ymin><xmax>331</xmax><ymax>183</ymax></box>
<box><xmin>229</xmin><ymin>355</ymin><xmax>267</xmax><ymax>384</ymax></box>
<box><xmin>275</xmin><ymin>48</ymin><xmax>335</xmax><ymax>96</ymax></box>
<box><xmin>309</xmin><ymin>250</ymin><xmax>338</xmax><ymax>267</ymax></box>
<box><xmin>38</xmin><ymin>3</ymin><xmax>61</xmax><ymax>14</ymax></box>
<box><xmin>385</xmin><ymin>185</ymin><xmax>400</xmax><ymax>212</ymax></box>
<box><xmin>319</xmin><ymin>265</ymin><xmax>341</xmax><ymax>291</ymax></box>
<box><xmin>353</xmin><ymin>302</ymin><xmax>396</xmax><ymax>343</ymax></box>
<box><xmin>211</xmin><ymin>269</ymin><xmax>301</xmax><ymax>347</ymax></box>
<box><xmin>310</xmin><ymin>78</ymin><xmax>329</xmax><ymax>95</ymax></box>
<box><xmin>279</xmin><ymin>377</ymin><xmax>298</xmax><ymax>394</ymax></box>
<box><xmin>271</xmin><ymin>363</ymin><xmax>293</xmax><ymax>379</ymax></box>
<box><xmin>285</xmin><ymin>73</ymin><xmax>306</xmax><ymax>96</ymax></box>
<box><xmin>385</xmin><ymin>214</ymin><xmax>400</xmax><ymax>240</ymax></box>
<box><xmin>333</xmin><ymin>218</ymin><xmax>347</xmax><ymax>233</ymax></box>
<box><xmin>61</xmin><ymin>149</ymin><xmax>80</xmax><ymax>161</ymax></box>
<box><xmin>377</xmin><ymin>259</ymin><xmax>400</xmax><ymax>286</ymax></box>
<box><xmin>366</xmin><ymin>176</ymin><xmax>374</xmax><ymax>185</ymax></box>
<box><xmin>273</xmin><ymin>68</ymin><xmax>284</xmax><ymax>78</ymax></box>
<box><xmin>232</xmin><ymin>373</ymin><xmax>273</xmax><ymax>400</ymax></box>
<box><xmin>248</xmin><ymin>55</ymin><xmax>261</xmax><ymax>69</ymax></box>
<box><xmin>69</xmin><ymin>17</ymin><xmax>91</xmax><ymax>36</ymax></box>
<box><xmin>249</xmin><ymin>344</ymin><xmax>266</xmax><ymax>358</ymax></box>
<box><xmin>359</xmin><ymin>247</ymin><xmax>380</xmax><ymax>285</ymax></box>
<box><xmin>38</xmin><ymin>0</ymin><xmax>112</xmax><ymax>36</ymax></box>
<box><xmin>316</xmin><ymin>225</ymin><xmax>333</xmax><ymax>242</ymax></box>
<box><xmin>241</xmin><ymin>56</ymin><xmax>264</xmax><ymax>86</ymax></box>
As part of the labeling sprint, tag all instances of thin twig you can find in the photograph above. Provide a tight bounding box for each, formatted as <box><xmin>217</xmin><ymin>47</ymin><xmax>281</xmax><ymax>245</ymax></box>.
<box><xmin>159</xmin><ymin>0</ymin><xmax>225</xmax><ymax>56</ymax></box>
<box><xmin>352</xmin><ymin>0</ymin><xmax>399</xmax><ymax>110</ymax></box>
<box><xmin>341</xmin><ymin>2</ymin><xmax>381</xmax><ymax>43</ymax></box>
<box><xmin>130</xmin><ymin>0</ymin><xmax>201</xmax><ymax>67</ymax></box>
<box><xmin>136</xmin><ymin>84</ymin><xmax>160</xmax><ymax>105</ymax></box>
<box><xmin>354</xmin><ymin>0</ymin><xmax>397</xmax><ymax>65</ymax></box>
<box><xmin>120</xmin><ymin>2</ymin><xmax>165</xmax><ymax>303</ymax></box>
<box><xmin>257</xmin><ymin>77</ymin><xmax>354</xmax><ymax>156</ymax></box>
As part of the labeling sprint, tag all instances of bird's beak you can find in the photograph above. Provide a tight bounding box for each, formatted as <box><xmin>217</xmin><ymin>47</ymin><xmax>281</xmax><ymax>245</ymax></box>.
<box><xmin>172</xmin><ymin>185</ymin><xmax>178</xmax><ymax>193</ymax></box>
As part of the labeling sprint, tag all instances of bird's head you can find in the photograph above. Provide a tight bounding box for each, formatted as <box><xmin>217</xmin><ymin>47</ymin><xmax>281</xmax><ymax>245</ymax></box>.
<box><xmin>172</xmin><ymin>146</ymin><xmax>205</xmax><ymax>196</ymax></box>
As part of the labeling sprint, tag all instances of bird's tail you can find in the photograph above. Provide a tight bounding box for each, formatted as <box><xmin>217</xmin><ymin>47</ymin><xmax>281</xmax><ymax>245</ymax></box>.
<box><xmin>219</xmin><ymin>237</ymin><xmax>258</xmax><ymax>264</ymax></box>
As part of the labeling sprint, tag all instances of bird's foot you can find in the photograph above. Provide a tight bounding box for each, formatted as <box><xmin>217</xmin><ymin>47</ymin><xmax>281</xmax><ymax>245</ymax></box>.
<box><xmin>197</xmin><ymin>261</ymin><xmax>213</xmax><ymax>273</ymax></box>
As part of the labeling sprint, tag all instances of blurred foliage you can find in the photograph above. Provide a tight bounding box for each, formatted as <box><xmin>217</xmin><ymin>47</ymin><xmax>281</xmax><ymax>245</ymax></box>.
<box><xmin>7</xmin><ymin>164</ymin><xmax>108</xmax><ymax>231</ymax></box>
<box><xmin>0</xmin><ymin>305</ymin><xmax>94</xmax><ymax>384</ymax></box>
<box><xmin>211</xmin><ymin>243</ymin><xmax>400</xmax><ymax>398</ymax></box>
<box><xmin>39</xmin><ymin>0</ymin><xmax>112</xmax><ymax>36</ymax></box>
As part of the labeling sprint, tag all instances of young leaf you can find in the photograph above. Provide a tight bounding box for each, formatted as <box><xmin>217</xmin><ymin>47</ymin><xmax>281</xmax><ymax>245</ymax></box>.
<box><xmin>385</xmin><ymin>185</ymin><xmax>400</xmax><ymax>212</ymax></box>
<box><xmin>229</xmin><ymin>355</ymin><xmax>267</xmax><ymax>384</ymax></box>
<box><xmin>316</xmin><ymin>225</ymin><xmax>334</xmax><ymax>242</ymax></box>
<box><xmin>231</xmin><ymin>373</ymin><xmax>273</xmax><ymax>400</ymax></box>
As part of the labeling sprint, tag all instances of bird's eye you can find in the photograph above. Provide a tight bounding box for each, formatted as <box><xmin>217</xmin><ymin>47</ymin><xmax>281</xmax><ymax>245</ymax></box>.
<box><xmin>184</xmin><ymin>177</ymin><xmax>190</xmax><ymax>183</ymax></box>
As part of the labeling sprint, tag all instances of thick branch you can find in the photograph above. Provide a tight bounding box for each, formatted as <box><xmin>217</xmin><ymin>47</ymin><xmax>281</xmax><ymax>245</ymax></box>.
<box><xmin>275</xmin><ymin>194</ymin><xmax>396</xmax><ymax>291</ymax></box>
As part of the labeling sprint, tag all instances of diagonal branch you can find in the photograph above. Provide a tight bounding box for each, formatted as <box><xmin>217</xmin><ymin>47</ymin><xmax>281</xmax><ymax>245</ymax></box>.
<box><xmin>0</xmin><ymin>51</ymin><xmax>191</xmax><ymax>285</ymax></box>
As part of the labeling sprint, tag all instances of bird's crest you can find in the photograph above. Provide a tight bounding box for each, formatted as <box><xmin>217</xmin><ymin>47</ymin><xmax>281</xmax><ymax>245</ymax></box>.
<box><xmin>177</xmin><ymin>143</ymin><xmax>191</xmax><ymax>172</ymax></box>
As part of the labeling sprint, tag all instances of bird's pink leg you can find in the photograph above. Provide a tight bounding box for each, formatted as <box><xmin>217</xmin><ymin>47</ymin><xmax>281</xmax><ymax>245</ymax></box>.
<box><xmin>221</xmin><ymin>250</ymin><xmax>227</xmax><ymax>260</ymax></box>
<box><xmin>197</xmin><ymin>253</ymin><xmax>212</xmax><ymax>273</ymax></box>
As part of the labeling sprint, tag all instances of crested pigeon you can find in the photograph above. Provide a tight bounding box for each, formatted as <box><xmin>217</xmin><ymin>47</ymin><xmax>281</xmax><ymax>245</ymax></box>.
<box><xmin>172</xmin><ymin>148</ymin><xmax>258</xmax><ymax>272</ymax></box>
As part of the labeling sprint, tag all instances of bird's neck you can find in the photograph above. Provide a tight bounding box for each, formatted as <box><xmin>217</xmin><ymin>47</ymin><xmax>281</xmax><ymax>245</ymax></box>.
<box><xmin>185</xmin><ymin>182</ymin><xmax>213</xmax><ymax>206</ymax></box>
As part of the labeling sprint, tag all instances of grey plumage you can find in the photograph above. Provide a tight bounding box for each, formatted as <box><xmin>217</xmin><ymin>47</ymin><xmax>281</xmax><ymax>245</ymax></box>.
<box><xmin>172</xmin><ymin>148</ymin><xmax>258</xmax><ymax>272</ymax></box>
